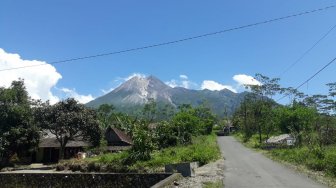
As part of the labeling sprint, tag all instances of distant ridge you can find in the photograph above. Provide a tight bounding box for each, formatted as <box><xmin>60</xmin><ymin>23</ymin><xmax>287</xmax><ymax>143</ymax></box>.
<box><xmin>86</xmin><ymin>76</ymin><xmax>248</xmax><ymax>116</ymax></box>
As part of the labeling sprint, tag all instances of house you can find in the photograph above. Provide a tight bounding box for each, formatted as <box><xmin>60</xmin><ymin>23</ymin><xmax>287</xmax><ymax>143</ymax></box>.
<box><xmin>32</xmin><ymin>131</ymin><xmax>91</xmax><ymax>163</ymax></box>
<box><xmin>104</xmin><ymin>127</ymin><xmax>133</xmax><ymax>152</ymax></box>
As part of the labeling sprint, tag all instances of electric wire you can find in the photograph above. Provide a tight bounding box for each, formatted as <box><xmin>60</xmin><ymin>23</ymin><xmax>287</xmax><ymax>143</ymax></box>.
<box><xmin>278</xmin><ymin>23</ymin><xmax>336</xmax><ymax>77</ymax></box>
<box><xmin>276</xmin><ymin>56</ymin><xmax>336</xmax><ymax>102</ymax></box>
<box><xmin>0</xmin><ymin>5</ymin><xmax>334</xmax><ymax>72</ymax></box>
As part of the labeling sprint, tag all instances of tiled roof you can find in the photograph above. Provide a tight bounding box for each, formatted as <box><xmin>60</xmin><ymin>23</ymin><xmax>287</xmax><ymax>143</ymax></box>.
<box><xmin>39</xmin><ymin>130</ymin><xmax>91</xmax><ymax>148</ymax></box>
<box><xmin>111</xmin><ymin>127</ymin><xmax>133</xmax><ymax>145</ymax></box>
<box><xmin>39</xmin><ymin>138</ymin><xmax>91</xmax><ymax>148</ymax></box>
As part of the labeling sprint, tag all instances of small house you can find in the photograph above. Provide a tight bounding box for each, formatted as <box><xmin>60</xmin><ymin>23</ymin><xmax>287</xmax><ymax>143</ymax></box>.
<box><xmin>32</xmin><ymin>131</ymin><xmax>91</xmax><ymax>163</ymax></box>
<box><xmin>105</xmin><ymin>127</ymin><xmax>133</xmax><ymax>152</ymax></box>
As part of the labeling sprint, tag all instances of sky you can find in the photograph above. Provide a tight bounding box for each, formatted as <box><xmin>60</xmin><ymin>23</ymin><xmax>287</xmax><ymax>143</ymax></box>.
<box><xmin>1</xmin><ymin>1</ymin><xmax>336</xmax><ymax>104</ymax></box>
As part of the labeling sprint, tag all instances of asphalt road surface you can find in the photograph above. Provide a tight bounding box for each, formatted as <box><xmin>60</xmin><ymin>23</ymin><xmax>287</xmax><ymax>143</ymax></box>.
<box><xmin>218</xmin><ymin>136</ymin><xmax>327</xmax><ymax>188</ymax></box>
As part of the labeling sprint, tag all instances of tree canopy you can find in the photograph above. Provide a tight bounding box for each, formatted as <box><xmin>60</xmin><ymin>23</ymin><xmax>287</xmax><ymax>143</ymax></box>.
<box><xmin>36</xmin><ymin>98</ymin><xmax>101</xmax><ymax>159</ymax></box>
<box><xmin>0</xmin><ymin>80</ymin><xmax>40</xmax><ymax>166</ymax></box>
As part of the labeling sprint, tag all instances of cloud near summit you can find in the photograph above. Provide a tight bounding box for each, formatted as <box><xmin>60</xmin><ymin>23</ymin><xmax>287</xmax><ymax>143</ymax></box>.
<box><xmin>201</xmin><ymin>80</ymin><xmax>237</xmax><ymax>92</ymax></box>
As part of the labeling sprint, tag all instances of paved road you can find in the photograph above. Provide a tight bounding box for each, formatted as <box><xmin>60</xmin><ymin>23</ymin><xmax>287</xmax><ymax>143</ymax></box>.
<box><xmin>218</xmin><ymin>136</ymin><xmax>327</xmax><ymax>188</ymax></box>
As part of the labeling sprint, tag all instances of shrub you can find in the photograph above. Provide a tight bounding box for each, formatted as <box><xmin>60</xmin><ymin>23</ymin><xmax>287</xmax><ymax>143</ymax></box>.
<box><xmin>305</xmin><ymin>158</ymin><xmax>326</xmax><ymax>171</ymax></box>
<box><xmin>87</xmin><ymin>162</ymin><xmax>101</xmax><ymax>172</ymax></box>
<box><xmin>325</xmin><ymin>152</ymin><xmax>336</xmax><ymax>177</ymax></box>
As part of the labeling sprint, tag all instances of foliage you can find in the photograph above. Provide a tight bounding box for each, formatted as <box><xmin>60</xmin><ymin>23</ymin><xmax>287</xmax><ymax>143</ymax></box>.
<box><xmin>155</xmin><ymin>121</ymin><xmax>178</xmax><ymax>149</ymax></box>
<box><xmin>97</xmin><ymin>104</ymin><xmax>115</xmax><ymax>128</ymax></box>
<box><xmin>233</xmin><ymin>75</ymin><xmax>336</xmax><ymax>178</ymax></box>
<box><xmin>268</xmin><ymin>146</ymin><xmax>336</xmax><ymax>177</ymax></box>
<box><xmin>170</xmin><ymin>104</ymin><xmax>217</xmax><ymax>145</ymax></box>
<box><xmin>35</xmin><ymin>98</ymin><xmax>101</xmax><ymax>159</ymax></box>
<box><xmin>127</xmin><ymin>121</ymin><xmax>156</xmax><ymax>162</ymax></box>
<box><xmin>142</xmin><ymin>98</ymin><xmax>157</xmax><ymax>122</ymax></box>
<box><xmin>133</xmin><ymin>134</ymin><xmax>221</xmax><ymax>170</ymax></box>
<box><xmin>203</xmin><ymin>180</ymin><xmax>224</xmax><ymax>188</ymax></box>
<box><xmin>0</xmin><ymin>80</ymin><xmax>40</xmax><ymax>166</ymax></box>
<box><xmin>57</xmin><ymin>134</ymin><xmax>220</xmax><ymax>173</ymax></box>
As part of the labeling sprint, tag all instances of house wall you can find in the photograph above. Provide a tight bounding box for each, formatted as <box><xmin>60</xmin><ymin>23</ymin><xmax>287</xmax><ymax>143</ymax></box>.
<box><xmin>36</xmin><ymin>149</ymin><xmax>44</xmax><ymax>163</ymax></box>
<box><xmin>35</xmin><ymin>147</ymin><xmax>84</xmax><ymax>163</ymax></box>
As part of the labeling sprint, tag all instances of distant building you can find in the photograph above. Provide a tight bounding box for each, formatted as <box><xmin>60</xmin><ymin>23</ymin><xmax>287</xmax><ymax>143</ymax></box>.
<box><xmin>104</xmin><ymin>127</ymin><xmax>133</xmax><ymax>152</ymax></box>
<box><xmin>32</xmin><ymin>131</ymin><xmax>91</xmax><ymax>163</ymax></box>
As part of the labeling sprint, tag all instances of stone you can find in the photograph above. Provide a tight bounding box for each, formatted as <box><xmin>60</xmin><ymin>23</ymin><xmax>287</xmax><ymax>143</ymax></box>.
<box><xmin>165</xmin><ymin>162</ymin><xmax>199</xmax><ymax>177</ymax></box>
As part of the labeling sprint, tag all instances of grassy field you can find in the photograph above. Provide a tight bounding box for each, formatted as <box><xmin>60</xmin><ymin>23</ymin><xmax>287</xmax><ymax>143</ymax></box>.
<box><xmin>57</xmin><ymin>133</ymin><xmax>221</xmax><ymax>173</ymax></box>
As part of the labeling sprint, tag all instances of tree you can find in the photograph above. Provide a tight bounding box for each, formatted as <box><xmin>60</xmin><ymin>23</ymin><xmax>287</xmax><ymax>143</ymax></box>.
<box><xmin>0</xmin><ymin>80</ymin><xmax>40</xmax><ymax>166</ymax></box>
<box><xmin>97</xmin><ymin>104</ymin><xmax>115</xmax><ymax>128</ymax></box>
<box><xmin>142</xmin><ymin>98</ymin><xmax>157</xmax><ymax>122</ymax></box>
<box><xmin>36</xmin><ymin>98</ymin><xmax>101</xmax><ymax>159</ymax></box>
<box><xmin>193</xmin><ymin>104</ymin><xmax>217</xmax><ymax>135</ymax></box>
<box><xmin>128</xmin><ymin>120</ymin><xmax>155</xmax><ymax>161</ymax></box>
<box><xmin>172</xmin><ymin>110</ymin><xmax>197</xmax><ymax>145</ymax></box>
<box><xmin>273</xmin><ymin>103</ymin><xmax>317</xmax><ymax>146</ymax></box>
<box><xmin>160</xmin><ymin>104</ymin><xmax>175</xmax><ymax>120</ymax></box>
<box><xmin>245</xmin><ymin>74</ymin><xmax>281</xmax><ymax>143</ymax></box>
<box><xmin>155</xmin><ymin>121</ymin><xmax>178</xmax><ymax>149</ymax></box>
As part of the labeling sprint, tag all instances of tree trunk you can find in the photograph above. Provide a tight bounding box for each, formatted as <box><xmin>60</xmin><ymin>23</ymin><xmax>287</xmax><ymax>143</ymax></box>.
<box><xmin>59</xmin><ymin>144</ymin><xmax>65</xmax><ymax>160</ymax></box>
<box><xmin>58</xmin><ymin>137</ymin><xmax>68</xmax><ymax>160</ymax></box>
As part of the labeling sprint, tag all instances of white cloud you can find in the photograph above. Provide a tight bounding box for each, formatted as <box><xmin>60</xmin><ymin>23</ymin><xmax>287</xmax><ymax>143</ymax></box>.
<box><xmin>0</xmin><ymin>48</ymin><xmax>95</xmax><ymax>104</ymax></box>
<box><xmin>179</xmin><ymin>74</ymin><xmax>188</xmax><ymax>79</ymax></box>
<box><xmin>60</xmin><ymin>88</ymin><xmax>94</xmax><ymax>104</ymax></box>
<box><xmin>201</xmin><ymin>80</ymin><xmax>237</xmax><ymax>92</ymax></box>
<box><xmin>125</xmin><ymin>73</ymin><xmax>146</xmax><ymax>81</ymax></box>
<box><xmin>0</xmin><ymin>48</ymin><xmax>62</xmax><ymax>104</ymax></box>
<box><xmin>165</xmin><ymin>75</ymin><xmax>197</xmax><ymax>89</ymax></box>
<box><xmin>165</xmin><ymin>79</ymin><xmax>178</xmax><ymax>88</ymax></box>
<box><xmin>233</xmin><ymin>74</ymin><xmax>261</xmax><ymax>86</ymax></box>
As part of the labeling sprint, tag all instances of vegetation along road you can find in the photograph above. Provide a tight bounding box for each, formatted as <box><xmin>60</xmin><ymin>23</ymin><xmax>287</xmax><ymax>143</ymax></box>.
<box><xmin>218</xmin><ymin>136</ymin><xmax>327</xmax><ymax>188</ymax></box>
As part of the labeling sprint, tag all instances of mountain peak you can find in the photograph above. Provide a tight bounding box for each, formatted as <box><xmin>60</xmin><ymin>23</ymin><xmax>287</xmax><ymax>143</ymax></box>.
<box><xmin>104</xmin><ymin>75</ymin><xmax>173</xmax><ymax>105</ymax></box>
<box><xmin>86</xmin><ymin>75</ymin><xmax>245</xmax><ymax>116</ymax></box>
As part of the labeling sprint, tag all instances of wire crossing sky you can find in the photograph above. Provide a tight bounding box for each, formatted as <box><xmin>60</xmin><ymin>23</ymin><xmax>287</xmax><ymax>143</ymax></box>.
<box><xmin>1</xmin><ymin>1</ymin><xmax>335</xmax><ymax>104</ymax></box>
<box><xmin>0</xmin><ymin>5</ymin><xmax>334</xmax><ymax>72</ymax></box>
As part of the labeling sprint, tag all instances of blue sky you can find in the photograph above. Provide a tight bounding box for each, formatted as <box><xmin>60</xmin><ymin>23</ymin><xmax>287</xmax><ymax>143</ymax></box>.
<box><xmin>1</xmin><ymin>1</ymin><xmax>335</xmax><ymax>103</ymax></box>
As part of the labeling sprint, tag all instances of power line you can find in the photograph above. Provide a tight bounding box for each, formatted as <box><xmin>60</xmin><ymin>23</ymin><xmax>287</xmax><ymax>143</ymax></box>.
<box><xmin>0</xmin><ymin>5</ymin><xmax>335</xmax><ymax>72</ymax></box>
<box><xmin>278</xmin><ymin>23</ymin><xmax>336</xmax><ymax>77</ymax></box>
<box><xmin>276</xmin><ymin>56</ymin><xmax>336</xmax><ymax>102</ymax></box>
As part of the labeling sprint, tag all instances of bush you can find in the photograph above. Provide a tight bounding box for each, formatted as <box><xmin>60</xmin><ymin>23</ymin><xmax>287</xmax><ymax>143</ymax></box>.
<box><xmin>56</xmin><ymin>134</ymin><xmax>221</xmax><ymax>173</ymax></box>
<box><xmin>325</xmin><ymin>152</ymin><xmax>336</xmax><ymax>177</ymax></box>
<box><xmin>305</xmin><ymin>158</ymin><xmax>325</xmax><ymax>171</ymax></box>
<box><xmin>87</xmin><ymin>162</ymin><xmax>101</xmax><ymax>172</ymax></box>
<box><xmin>269</xmin><ymin>146</ymin><xmax>336</xmax><ymax>177</ymax></box>
<box><xmin>134</xmin><ymin>134</ymin><xmax>221</xmax><ymax>169</ymax></box>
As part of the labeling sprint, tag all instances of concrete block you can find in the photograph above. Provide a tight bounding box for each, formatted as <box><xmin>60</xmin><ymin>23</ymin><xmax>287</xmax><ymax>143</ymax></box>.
<box><xmin>165</xmin><ymin>162</ymin><xmax>199</xmax><ymax>177</ymax></box>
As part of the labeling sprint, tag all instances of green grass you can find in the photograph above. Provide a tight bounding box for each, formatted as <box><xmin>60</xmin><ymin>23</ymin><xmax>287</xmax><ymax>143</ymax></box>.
<box><xmin>203</xmin><ymin>180</ymin><xmax>223</xmax><ymax>188</ymax></box>
<box><xmin>57</xmin><ymin>133</ymin><xmax>221</xmax><ymax>172</ymax></box>
<box><xmin>233</xmin><ymin>132</ymin><xmax>267</xmax><ymax>149</ymax></box>
<box><xmin>133</xmin><ymin>133</ymin><xmax>221</xmax><ymax>171</ymax></box>
<box><xmin>268</xmin><ymin>146</ymin><xmax>336</xmax><ymax>177</ymax></box>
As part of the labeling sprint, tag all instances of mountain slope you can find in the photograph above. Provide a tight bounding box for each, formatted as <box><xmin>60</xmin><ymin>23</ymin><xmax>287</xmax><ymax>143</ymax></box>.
<box><xmin>86</xmin><ymin>76</ymin><xmax>247</xmax><ymax>116</ymax></box>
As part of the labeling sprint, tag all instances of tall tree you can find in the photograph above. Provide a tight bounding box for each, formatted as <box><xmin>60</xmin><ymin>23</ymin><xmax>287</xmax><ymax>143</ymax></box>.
<box><xmin>245</xmin><ymin>74</ymin><xmax>281</xmax><ymax>143</ymax></box>
<box><xmin>97</xmin><ymin>104</ymin><xmax>115</xmax><ymax>128</ymax></box>
<box><xmin>142</xmin><ymin>98</ymin><xmax>157</xmax><ymax>122</ymax></box>
<box><xmin>0</xmin><ymin>80</ymin><xmax>40</xmax><ymax>166</ymax></box>
<box><xmin>36</xmin><ymin>98</ymin><xmax>101</xmax><ymax>159</ymax></box>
